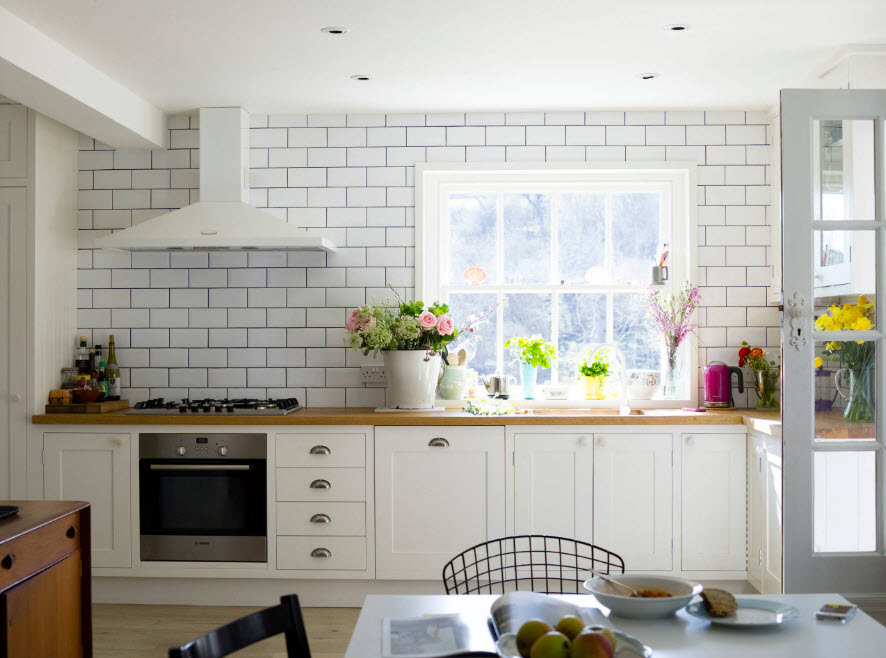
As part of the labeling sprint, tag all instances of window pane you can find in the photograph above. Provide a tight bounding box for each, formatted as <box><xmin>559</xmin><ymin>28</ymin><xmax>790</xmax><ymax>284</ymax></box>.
<box><xmin>613</xmin><ymin>292</ymin><xmax>660</xmax><ymax>370</ymax></box>
<box><xmin>814</xmin><ymin>340</ymin><xmax>876</xmax><ymax>439</ymax></box>
<box><xmin>557</xmin><ymin>293</ymin><xmax>607</xmax><ymax>383</ymax></box>
<box><xmin>814</xmin><ymin>451</ymin><xmax>876</xmax><ymax>552</ymax></box>
<box><xmin>612</xmin><ymin>192</ymin><xmax>660</xmax><ymax>285</ymax></box>
<box><xmin>448</xmin><ymin>193</ymin><xmax>497</xmax><ymax>286</ymax></box>
<box><xmin>503</xmin><ymin>194</ymin><xmax>551</xmax><ymax>285</ymax></box>
<box><xmin>558</xmin><ymin>192</ymin><xmax>606</xmax><ymax>284</ymax></box>
<box><xmin>813</xmin><ymin>120</ymin><xmax>876</xmax><ymax>221</ymax></box>
<box><xmin>503</xmin><ymin>293</ymin><xmax>553</xmax><ymax>384</ymax></box>
<box><xmin>447</xmin><ymin>292</ymin><xmax>498</xmax><ymax>378</ymax></box>
<box><xmin>813</xmin><ymin>229</ymin><xmax>876</xmax><ymax>327</ymax></box>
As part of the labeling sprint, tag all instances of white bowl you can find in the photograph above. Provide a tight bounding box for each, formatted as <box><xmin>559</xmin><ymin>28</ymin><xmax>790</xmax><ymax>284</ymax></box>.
<box><xmin>583</xmin><ymin>574</ymin><xmax>703</xmax><ymax>619</ymax></box>
<box><xmin>626</xmin><ymin>370</ymin><xmax>660</xmax><ymax>400</ymax></box>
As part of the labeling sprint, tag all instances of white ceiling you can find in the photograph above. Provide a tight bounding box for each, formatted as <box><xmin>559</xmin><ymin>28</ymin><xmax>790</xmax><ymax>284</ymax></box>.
<box><xmin>2</xmin><ymin>0</ymin><xmax>885</xmax><ymax>114</ymax></box>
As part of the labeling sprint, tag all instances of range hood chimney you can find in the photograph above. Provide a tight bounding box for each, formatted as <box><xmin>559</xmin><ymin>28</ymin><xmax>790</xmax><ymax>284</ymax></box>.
<box><xmin>96</xmin><ymin>107</ymin><xmax>334</xmax><ymax>252</ymax></box>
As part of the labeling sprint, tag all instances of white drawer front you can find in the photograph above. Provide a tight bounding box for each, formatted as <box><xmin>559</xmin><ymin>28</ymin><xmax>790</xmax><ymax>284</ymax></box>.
<box><xmin>276</xmin><ymin>467</ymin><xmax>366</xmax><ymax>501</ymax></box>
<box><xmin>276</xmin><ymin>502</ymin><xmax>366</xmax><ymax>536</ymax></box>
<box><xmin>276</xmin><ymin>434</ymin><xmax>366</xmax><ymax>468</ymax></box>
<box><xmin>277</xmin><ymin>536</ymin><xmax>367</xmax><ymax>570</ymax></box>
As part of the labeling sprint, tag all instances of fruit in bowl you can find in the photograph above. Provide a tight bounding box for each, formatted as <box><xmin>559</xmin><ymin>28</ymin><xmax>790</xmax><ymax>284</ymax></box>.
<box><xmin>516</xmin><ymin>619</ymin><xmax>615</xmax><ymax>658</ymax></box>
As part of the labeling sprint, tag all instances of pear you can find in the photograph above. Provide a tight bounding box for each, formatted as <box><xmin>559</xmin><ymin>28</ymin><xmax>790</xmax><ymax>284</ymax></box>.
<box><xmin>516</xmin><ymin>619</ymin><xmax>553</xmax><ymax>658</ymax></box>
<box><xmin>554</xmin><ymin>615</ymin><xmax>585</xmax><ymax>641</ymax></box>
<box><xmin>529</xmin><ymin>631</ymin><xmax>571</xmax><ymax>658</ymax></box>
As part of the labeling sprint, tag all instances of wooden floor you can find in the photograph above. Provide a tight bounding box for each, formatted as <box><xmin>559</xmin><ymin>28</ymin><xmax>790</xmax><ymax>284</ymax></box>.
<box><xmin>93</xmin><ymin>604</ymin><xmax>360</xmax><ymax>658</ymax></box>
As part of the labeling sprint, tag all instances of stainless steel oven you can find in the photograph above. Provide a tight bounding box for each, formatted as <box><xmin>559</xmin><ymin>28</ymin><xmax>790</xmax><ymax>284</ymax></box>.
<box><xmin>139</xmin><ymin>433</ymin><xmax>267</xmax><ymax>562</ymax></box>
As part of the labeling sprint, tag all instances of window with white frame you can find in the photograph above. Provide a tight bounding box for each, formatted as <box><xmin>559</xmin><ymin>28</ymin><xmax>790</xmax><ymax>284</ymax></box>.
<box><xmin>418</xmin><ymin>164</ymin><xmax>697</xmax><ymax>402</ymax></box>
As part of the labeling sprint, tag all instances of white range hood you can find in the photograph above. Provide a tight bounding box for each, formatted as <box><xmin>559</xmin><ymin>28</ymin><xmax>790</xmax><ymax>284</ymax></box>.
<box><xmin>96</xmin><ymin>107</ymin><xmax>334</xmax><ymax>252</ymax></box>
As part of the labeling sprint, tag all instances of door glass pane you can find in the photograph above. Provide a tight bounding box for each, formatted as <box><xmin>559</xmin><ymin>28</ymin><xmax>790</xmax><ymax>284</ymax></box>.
<box><xmin>813</xmin><ymin>229</ymin><xmax>876</xmax><ymax>326</ymax></box>
<box><xmin>447</xmin><ymin>193</ymin><xmax>497</xmax><ymax>286</ymax></box>
<box><xmin>814</xmin><ymin>451</ymin><xmax>876</xmax><ymax>552</ymax></box>
<box><xmin>503</xmin><ymin>193</ymin><xmax>551</xmax><ymax>285</ymax></box>
<box><xmin>557</xmin><ymin>293</ymin><xmax>607</xmax><ymax>384</ymax></box>
<box><xmin>558</xmin><ymin>192</ymin><xmax>605</xmax><ymax>284</ymax></box>
<box><xmin>613</xmin><ymin>292</ymin><xmax>661</xmax><ymax>370</ymax></box>
<box><xmin>813</xmin><ymin>120</ymin><xmax>876</xmax><ymax>221</ymax></box>
<box><xmin>503</xmin><ymin>292</ymin><xmax>552</xmax><ymax>385</ymax></box>
<box><xmin>814</xmin><ymin>340</ymin><xmax>876</xmax><ymax>441</ymax></box>
<box><xmin>612</xmin><ymin>192</ymin><xmax>661</xmax><ymax>285</ymax></box>
<box><xmin>448</xmin><ymin>292</ymin><xmax>498</xmax><ymax>378</ymax></box>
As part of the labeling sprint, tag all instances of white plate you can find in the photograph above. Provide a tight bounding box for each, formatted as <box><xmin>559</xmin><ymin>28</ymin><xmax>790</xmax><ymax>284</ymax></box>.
<box><xmin>684</xmin><ymin>599</ymin><xmax>800</xmax><ymax>627</ymax></box>
<box><xmin>496</xmin><ymin>630</ymin><xmax>652</xmax><ymax>657</ymax></box>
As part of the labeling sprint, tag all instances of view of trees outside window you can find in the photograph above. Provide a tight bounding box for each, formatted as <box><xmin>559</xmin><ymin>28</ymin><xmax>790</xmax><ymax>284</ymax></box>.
<box><xmin>444</xmin><ymin>188</ymin><xmax>664</xmax><ymax>385</ymax></box>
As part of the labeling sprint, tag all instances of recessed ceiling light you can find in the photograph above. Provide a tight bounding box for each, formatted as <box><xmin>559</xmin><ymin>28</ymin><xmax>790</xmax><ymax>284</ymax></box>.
<box><xmin>639</xmin><ymin>73</ymin><xmax>660</xmax><ymax>80</ymax></box>
<box><xmin>664</xmin><ymin>24</ymin><xmax>689</xmax><ymax>32</ymax></box>
<box><xmin>350</xmin><ymin>74</ymin><xmax>372</xmax><ymax>82</ymax></box>
<box><xmin>321</xmin><ymin>26</ymin><xmax>350</xmax><ymax>35</ymax></box>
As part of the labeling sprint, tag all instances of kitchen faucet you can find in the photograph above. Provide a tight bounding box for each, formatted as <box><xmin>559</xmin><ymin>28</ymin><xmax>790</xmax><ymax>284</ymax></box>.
<box><xmin>588</xmin><ymin>344</ymin><xmax>631</xmax><ymax>415</ymax></box>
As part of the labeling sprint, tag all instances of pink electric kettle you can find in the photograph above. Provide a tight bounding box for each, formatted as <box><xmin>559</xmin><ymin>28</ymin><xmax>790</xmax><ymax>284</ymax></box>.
<box><xmin>703</xmin><ymin>361</ymin><xmax>744</xmax><ymax>408</ymax></box>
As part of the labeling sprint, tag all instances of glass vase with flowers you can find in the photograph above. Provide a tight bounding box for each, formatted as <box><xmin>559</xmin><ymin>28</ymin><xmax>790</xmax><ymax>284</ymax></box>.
<box><xmin>739</xmin><ymin>341</ymin><xmax>780</xmax><ymax>410</ymax></box>
<box><xmin>645</xmin><ymin>282</ymin><xmax>701</xmax><ymax>399</ymax></box>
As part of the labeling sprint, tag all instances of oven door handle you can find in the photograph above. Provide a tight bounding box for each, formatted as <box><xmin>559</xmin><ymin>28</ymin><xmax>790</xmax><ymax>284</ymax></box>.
<box><xmin>148</xmin><ymin>464</ymin><xmax>252</xmax><ymax>471</ymax></box>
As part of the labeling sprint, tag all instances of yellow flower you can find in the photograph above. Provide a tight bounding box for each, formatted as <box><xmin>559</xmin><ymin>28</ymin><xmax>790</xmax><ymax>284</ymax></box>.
<box><xmin>815</xmin><ymin>314</ymin><xmax>833</xmax><ymax>330</ymax></box>
<box><xmin>814</xmin><ymin>357</ymin><xmax>823</xmax><ymax>369</ymax></box>
<box><xmin>852</xmin><ymin>316</ymin><xmax>872</xmax><ymax>331</ymax></box>
<box><xmin>825</xmin><ymin>341</ymin><xmax>841</xmax><ymax>351</ymax></box>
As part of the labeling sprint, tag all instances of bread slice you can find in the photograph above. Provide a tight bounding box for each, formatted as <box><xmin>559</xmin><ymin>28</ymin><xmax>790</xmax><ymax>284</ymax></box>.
<box><xmin>700</xmin><ymin>589</ymin><xmax>738</xmax><ymax>618</ymax></box>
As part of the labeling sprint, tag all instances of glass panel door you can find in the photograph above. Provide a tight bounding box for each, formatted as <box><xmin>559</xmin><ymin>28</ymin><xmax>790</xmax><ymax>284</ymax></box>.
<box><xmin>781</xmin><ymin>90</ymin><xmax>886</xmax><ymax>593</ymax></box>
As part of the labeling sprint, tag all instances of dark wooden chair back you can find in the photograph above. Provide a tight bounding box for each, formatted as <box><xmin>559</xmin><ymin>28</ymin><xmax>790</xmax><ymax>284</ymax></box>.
<box><xmin>442</xmin><ymin>534</ymin><xmax>625</xmax><ymax>595</ymax></box>
<box><xmin>168</xmin><ymin>594</ymin><xmax>311</xmax><ymax>658</ymax></box>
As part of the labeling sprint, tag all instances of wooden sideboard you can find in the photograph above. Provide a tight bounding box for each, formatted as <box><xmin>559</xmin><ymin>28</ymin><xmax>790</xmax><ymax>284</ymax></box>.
<box><xmin>0</xmin><ymin>501</ymin><xmax>92</xmax><ymax>657</ymax></box>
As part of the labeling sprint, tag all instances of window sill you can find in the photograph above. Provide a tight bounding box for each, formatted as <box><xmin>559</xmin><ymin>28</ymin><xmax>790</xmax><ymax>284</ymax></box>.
<box><xmin>436</xmin><ymin>398</ymin><xmax>697</xmax><ymax>410</ymax></box>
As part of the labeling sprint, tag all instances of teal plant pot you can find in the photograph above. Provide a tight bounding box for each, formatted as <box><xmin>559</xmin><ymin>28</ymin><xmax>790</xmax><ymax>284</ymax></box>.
<box><xmin>520</xmin><ymin>363</ymin><xmax>538</xmax><ymax>399</ymax></box>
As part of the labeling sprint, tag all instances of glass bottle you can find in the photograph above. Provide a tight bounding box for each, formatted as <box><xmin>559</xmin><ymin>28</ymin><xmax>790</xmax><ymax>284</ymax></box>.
<box><xmin>105</xmin><ymin>335</ymin><xmax>121</xmax><ymax>401</ymax></box>
<box><xmin>97</xmin><ymin>361</ymin><xmax>109</xmax><ymax>396</ymax></box>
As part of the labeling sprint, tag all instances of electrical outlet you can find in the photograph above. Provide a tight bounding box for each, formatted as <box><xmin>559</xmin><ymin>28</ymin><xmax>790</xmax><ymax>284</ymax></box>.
<box><xmin>360</xmin><ymin>365</ymin><xmax>387</xmax><ymax>384</ymax></box>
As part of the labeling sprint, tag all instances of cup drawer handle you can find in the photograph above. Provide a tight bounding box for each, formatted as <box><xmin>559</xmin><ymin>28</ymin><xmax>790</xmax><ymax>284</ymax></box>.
<box><xmin>309</xmin><ymin>445</ymin><xmax>331</xmax><ymax>455</ymax></box>
<box><xmin>310</xmin><ymin>513</ymin><xmax>331</xmax><ymax>524</ymax></box>
<box><xmin>1</xmin><ymin>554</ymin><xmax>14</xmax><ymax>570</ymax></box>
<box><xmin>311</xmin><ymin>548</ymin><xmax>332</xmax><ymax>558</ymax></box>
<box><xmin>66</xmin><ymin>525</ymin><xmax>77</xmax><ymax>539</ymax></box>
<box><xmin>310</xmin><ymin>479</ymin><xmax>331</xmax><ymax>489</ymax></box>
<box><xmin>428</xmin><ymin>438</ymin><xmax>450</xmax><ymax>447</ymax></box>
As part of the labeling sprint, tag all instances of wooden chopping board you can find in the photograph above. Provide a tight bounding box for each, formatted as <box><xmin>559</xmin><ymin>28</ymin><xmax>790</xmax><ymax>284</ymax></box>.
<box><xmin>45</xmin><ymin>400</ymin><xmax>129</xmax><ymax>414</ymax></box>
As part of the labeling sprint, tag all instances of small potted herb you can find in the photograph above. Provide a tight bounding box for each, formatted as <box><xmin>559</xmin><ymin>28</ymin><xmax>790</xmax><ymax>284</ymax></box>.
<box><xmin>579</xmin><ymin>352</ymin><xmax>611</xmax><ymax>400</ymax></box>
<box><xmin>504</xmin><ymin>336</ymin><xmax>556</xmax><ymax>399</ymax></box>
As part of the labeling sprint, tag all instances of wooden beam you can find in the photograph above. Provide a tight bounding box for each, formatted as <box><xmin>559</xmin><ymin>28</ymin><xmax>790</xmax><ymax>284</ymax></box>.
<box><xmin>0</xmin><ymin>6</ymin><xmax>167</xmax><ymax>148</ymax></box>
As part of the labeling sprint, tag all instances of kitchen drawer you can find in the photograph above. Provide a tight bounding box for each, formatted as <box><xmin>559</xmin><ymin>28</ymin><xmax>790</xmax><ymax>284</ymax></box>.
<box><xmin>276</xmin><ymin>434</ymin><xmax>365</xmax><ymax>468</ymax></box>
<box><xmin>0</xmin><ymin>512</ymin><xmax>81</xmax><ymax>591</ymax></box>
<box><xmin>277</xmin><ymin>502</ymin><xmax>366</xmax><ymax>536</ymax></box>
<box><xmin>276</xmin><ymin>468</ymin><xmax>366</xmax><ymax>502</ymax></box>
<box><xmin>277</xmin><ymin>536</ymin><xmax>367</xmax><ymax>570</ymax></box>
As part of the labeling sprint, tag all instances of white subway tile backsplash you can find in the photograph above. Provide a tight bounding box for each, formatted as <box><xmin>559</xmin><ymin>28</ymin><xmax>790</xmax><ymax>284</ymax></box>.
<box><xmin>606</xmin><ymin>126</ymin><xmax>645</xmax><ymax>145</ymax></box>
<box><xmin>526</xmin><ymin>126</ymin><xmax>565</xmax><ymax>146</ymax></box>
<box><xmin>228</xmin><ymin>348</ymin><xmax>267</xmax><ymax>367</ymax></box>
<box><xmin>308</xmin><ymin>114</ymin><xmax>347</xmax><ymax>128</ymax></box>
<box><xmin>248</xmin><ymin>328</ymin><xmax>287</xmax><ymax>347</ymax></box>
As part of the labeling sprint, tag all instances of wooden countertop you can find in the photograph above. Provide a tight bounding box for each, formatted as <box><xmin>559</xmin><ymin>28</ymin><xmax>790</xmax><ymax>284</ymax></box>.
<box><xmin>32</xmin><ymin>406</ymin><xmax>782</xmax><ymax>431</ymax></box>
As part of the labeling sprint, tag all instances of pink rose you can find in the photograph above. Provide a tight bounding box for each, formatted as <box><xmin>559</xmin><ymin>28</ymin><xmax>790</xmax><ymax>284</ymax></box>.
<box><xmin>436</xmin><ymin>314</ymin><xmax>455</xmax><ymax>336</ymax></box>
<box><xmin>346</xmin><ymin>308</ymin><xmax>361</xmax><ymax>332</ymax></box>
<box><xmin>418</xmin><ymin>311</ymin><xmax>438</xmax><ymax>329</ymax></box>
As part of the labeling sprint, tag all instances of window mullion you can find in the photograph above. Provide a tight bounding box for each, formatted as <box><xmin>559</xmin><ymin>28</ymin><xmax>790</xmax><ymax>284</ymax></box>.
<box><xmin>551</xmin><ymin>193</ymin><xmax>560</xmax><ymax>384</ymax></box>
<box><xmin>496</xmin><ymin>192</ymin><xmax>505</xmax><ymax>375</ymax></box>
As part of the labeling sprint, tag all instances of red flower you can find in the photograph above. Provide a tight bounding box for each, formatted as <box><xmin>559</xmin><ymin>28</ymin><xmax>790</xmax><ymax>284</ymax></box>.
<box><xmin>738</xmin><ymin>346</ymin><xmax>750</xmax><ymax>367</ymax></box>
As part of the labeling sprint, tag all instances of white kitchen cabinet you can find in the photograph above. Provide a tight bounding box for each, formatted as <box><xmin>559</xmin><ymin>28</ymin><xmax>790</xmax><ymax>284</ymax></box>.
<box><xmin>747</xmin><ymin>435</ymin><xmax>765</xmax><ymax>588</ymax></box>
<box><xmin>0</xmin><ymin>105</ymin><xmax>27</xmax><ymax>178</ymax></box>
<box><xmin>594</xmin><ymin>434</ymin><xmax>673</xmax><ymax>572</ymax></box>
<box><xmin>375</xmin><ymin>426</ymin><xmax>505</xmax><ymax>580</ymax></box>
<box><xmin>513</xmin><ymin>433</ymin><xmax>593</xmax><ymax>542</ymax></box>
<box><xmin>746</xmin><ymin>432</ymin><xmax>783</xmax><ymax>593</ymax></box>
<box><xmin>763</xmin><ymin>435</ymin><xmax>783</xmax><ymax>593</ymax></box>
<box><xmin>680</xmin><ymin>433</ymin><xmax>746</xmax><ymax>571</ymax></box>
<box><xmin>43</xmin><ymin>432</ymin><xmax>132</xmax><ymax>568</ymax></box>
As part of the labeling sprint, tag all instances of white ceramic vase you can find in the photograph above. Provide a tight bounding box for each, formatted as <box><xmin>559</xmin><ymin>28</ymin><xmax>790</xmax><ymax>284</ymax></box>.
<box><xmin>383</xmin><ymin>350</ymin><xmax>442</xmax><ymax>409</ymax></box>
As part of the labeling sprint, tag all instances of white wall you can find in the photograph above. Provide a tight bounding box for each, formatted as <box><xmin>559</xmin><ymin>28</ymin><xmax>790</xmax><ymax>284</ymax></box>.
<box><xmin>76</xmin><ymin>109</ymin><xmax>779</xmax><ymax>407</ymax></box>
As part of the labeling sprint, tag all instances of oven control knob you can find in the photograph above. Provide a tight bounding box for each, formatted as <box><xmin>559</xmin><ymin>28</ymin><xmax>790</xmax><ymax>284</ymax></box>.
<box><xmin>176</xmin><ymin>446</ymin><xmax>187</xmax><ymax>456</ymax></box>
<box><xmin>218</xmin><ymin>446</ymin><xmax>229</xmax><ymax>456</ymax></box>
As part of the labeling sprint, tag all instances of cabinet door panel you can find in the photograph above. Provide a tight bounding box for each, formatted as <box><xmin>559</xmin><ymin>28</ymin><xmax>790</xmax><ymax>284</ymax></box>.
<box><xmin>681</xmin><ymin>433</ymin><xmax>746</xmax><ymax>571</ymax></box>
<box><xmin>43</xmin><ymin>433</ymin><xmax>132</xmax><ymax>568</ymax></box>
<box><xmin>0</xmin><ymin>105</ymin><xmax>27</xmax><ymax>178</ymax></box>
<box><xmin>514</xmin><ymin>433</ymin><xmax>593</xmax><ymax>542</ymax></box>
<box><xmin>375</xmin><ymin>426</ymin><xmax>505</xmax><ymax>579</ymax></box>
<box><xmin>594</xmin><ymin>434</ymin><xmax>672</xmax><ymax>571</ymax></box>
<box><xmin>747</xmin><ymin>436</ymin><xmax>765</xmax><ymax>585</ymax></box>
<box><xmin>763</xmin><ymin>436</ymin><xmax>783</xmax><ymax>593</ymax></box>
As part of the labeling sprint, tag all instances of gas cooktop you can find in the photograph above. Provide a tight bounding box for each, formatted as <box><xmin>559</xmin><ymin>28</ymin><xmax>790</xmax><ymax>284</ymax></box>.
<box><xmin>128</xmin><ymin>398</ymin><xmax>303</xmax><ymax>416</ymax></box>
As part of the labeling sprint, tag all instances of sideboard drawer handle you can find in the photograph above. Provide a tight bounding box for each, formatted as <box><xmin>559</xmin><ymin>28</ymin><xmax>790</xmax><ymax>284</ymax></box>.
<box><xmin>309</xmin><ymin>445</ymin><xmax>331</xmax><ymax>455</ymax></box>
<box><xmin>66</xmin><ymin>525</ymin><xmax>77</xmax><ymax>539</ymax></box>
<box><xmin>428</xmin><ymin>438</ymin><xmax>450</xmax><ymax>447</ymax></box>
<box><xmin>1</xmin><ymin>554</ymin><xmax>14</xmax><ymax>570</ymax></box>
<box><xmin>310</xmin><ymin>547</ymin><xmax>332</xmax><ymax>558</ymax></box>
<box><xmin>310</xmin><ymin>513</ymin><xmax>331</xmax><ymax>524</ymax></box>
<box><xmin>310</xmin><ymin>479</ymin><xmax>331</xmax><ymax>489</ymax></box>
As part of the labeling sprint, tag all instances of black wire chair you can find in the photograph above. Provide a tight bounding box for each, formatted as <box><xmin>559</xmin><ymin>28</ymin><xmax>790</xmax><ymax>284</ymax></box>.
<box><xmin>168</xmin><ymin>594</ymin><xmax>311</xmax><ymax>658</ymax></box>
<box><xmin>442</xmin><ymin>535</ymin><xmax>625</xmax><ymax>595</ymax></box>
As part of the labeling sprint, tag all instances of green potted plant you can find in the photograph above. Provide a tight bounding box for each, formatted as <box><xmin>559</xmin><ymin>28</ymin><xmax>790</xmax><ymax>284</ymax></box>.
<box><xmin>579</xmin><ymin>352</ymin><xmax>611</xmax><ymax>400</ymax></box>
<box><xmin>504</xmin><ymin>336</ymin><xmax>556</xmax><ymax>399</ymax></box>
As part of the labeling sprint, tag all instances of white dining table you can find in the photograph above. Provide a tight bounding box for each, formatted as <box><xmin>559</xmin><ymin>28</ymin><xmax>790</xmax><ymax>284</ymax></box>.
<box><xmin>343</xmin><ymin>593</ymin><xmax>886</xmax><ymax>658</ymax></box>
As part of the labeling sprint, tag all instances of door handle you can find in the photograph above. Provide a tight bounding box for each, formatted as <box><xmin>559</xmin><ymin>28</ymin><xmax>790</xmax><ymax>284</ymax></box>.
<box><xmin>66</xmin><ymin>525</ymin><xmax>77</xmax><ymax>539</ymax></box>
<box><xmin>595</xmin><ymin>437</ymin><xmax>606</xmax><ymax>447</ymax></box>
<box><xmin>310</xmin><ymin>479</ymin><xmax>331</xmax><ymax>489</ymax></box>
<box><xmin>310</xmin><ymin>513</ymin><xmax>331</xmax><ymax>524</ymax></box>
<box><xmin>310</xmin><ymin>548</ymin><xmax>332</xmax><ymax>558</ymax></box>
<box><xmin>309</xmin><ymin>445</ymin><xmax>331</xmax><ymax>455</ymax></box>
<box><xmin>685</xmin><ymin>436</ymin><xmax>695</xmax><ymax>447</ymax></box>
<box><xmin>428</xmin><ymin>438</ymin><xmax>450</xmax><ymax>447</ymax></box>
